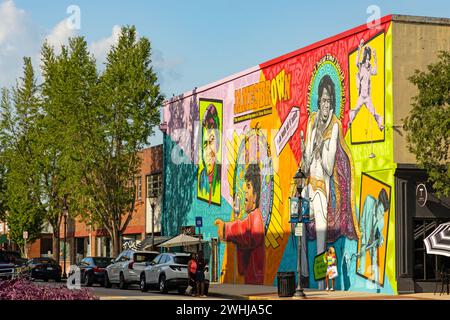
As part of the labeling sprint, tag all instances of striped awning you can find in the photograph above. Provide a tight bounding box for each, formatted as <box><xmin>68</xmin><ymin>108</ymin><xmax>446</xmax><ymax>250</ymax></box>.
<box><xmin>424</xmin><ymin>222</ymin><xmax>450</xmax><ymax>257</ymax></box>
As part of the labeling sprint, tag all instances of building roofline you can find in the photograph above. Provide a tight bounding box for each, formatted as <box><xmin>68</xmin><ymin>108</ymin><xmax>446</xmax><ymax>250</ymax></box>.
<box><xmin>163</xmin><ymin>14</ymin><xmax>449</xmax><ymax>107</ymax></box>
<box><xmin>392</xmin><ymin>14</ymin><xmax>450</xmax><ymax>26</ymax></box>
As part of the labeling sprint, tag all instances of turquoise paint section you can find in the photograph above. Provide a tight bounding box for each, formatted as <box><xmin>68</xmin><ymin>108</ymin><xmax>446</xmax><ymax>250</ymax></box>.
<box><xmin>273</xmin><ymin>229</ymin><xmax>299</xmax><ymax>287</ymax></box>
<box><xmin>305</xmin><ymin>238</ymin><xmax>394</xmax><ymax>293</ymax></box>
<box><xmin>162</xmin><ymin>134</ymin><xmax>232</xmax><ymax>277</ymax></box>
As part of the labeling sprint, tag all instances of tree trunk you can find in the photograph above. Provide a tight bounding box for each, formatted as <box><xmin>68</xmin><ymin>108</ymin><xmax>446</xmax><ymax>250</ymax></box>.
<box><xmin>19</xmin><ymin>243</ymin><xmax>25</xmax><ymax>258</ymax></box>
<box><xmin>111</xmin><ymin>226</ymin><xmax>121</xmax><ymax>257</ymax></box>
<box><xmin>53</xmin><ymin>232</ymin><xmax>60</xmax><ymax>264</ymax></box>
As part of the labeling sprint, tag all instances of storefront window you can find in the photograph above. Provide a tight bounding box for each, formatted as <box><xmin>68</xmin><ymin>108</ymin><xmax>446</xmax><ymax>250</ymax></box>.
<box><xmin>413</xmin><ymin>219</ymin><xmax>448</xmax><ymax>281</ymax></box>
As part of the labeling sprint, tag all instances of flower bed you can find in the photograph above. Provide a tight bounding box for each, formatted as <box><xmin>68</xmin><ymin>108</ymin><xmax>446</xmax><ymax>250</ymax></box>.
<box><xmin>0</xmin><ymin>278</ymin><xmax>98</xmax><ymax>300</ymax></box>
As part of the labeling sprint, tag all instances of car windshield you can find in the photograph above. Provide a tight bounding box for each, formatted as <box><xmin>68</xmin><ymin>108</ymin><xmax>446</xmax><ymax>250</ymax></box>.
<box><xmin>134</xmin><ymin>253</ymin><xmax>158</xmax><ymax>263</ymax></box>
<box><xmin>0</xmin><ymin>252</ymin><xmax>21</xmax><ymax>263</ymax></box>
<box><xmin>93</xmin><ymin>258</ymin><xmax>114</xmax><ymax>267</ymax></box>
<box><xmin>173</xmin><ymin>256</ymin><xmax>190</xmax><ymax>265</ymax></box>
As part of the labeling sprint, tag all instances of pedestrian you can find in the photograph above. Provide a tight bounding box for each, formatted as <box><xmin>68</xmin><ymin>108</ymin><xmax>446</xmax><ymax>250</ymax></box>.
<box><xmin>324</xmin><ymin>246</ymin><xmax>338</xmax><ymax>291</ymax></box>
<box><xmin>196</xmin><ymin>251</ymin><xmax>207</xmax><ymax>298</ymax></box>
<box><xmin>187</xmin><ymin>253</ymin><xmax>197</xmax><ymax>296</ymax></box>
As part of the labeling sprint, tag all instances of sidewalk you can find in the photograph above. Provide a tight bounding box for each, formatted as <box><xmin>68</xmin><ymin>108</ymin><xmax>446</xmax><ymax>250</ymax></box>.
<box><xmin>207</xmin><ymin>283</ymin><xmax>450</xmax><ymax>300</ymax></box>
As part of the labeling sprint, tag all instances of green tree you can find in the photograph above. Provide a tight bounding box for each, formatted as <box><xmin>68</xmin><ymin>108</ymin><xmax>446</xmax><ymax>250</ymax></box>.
<box><xmin>0</xmin><ymin>58</ymin><xmax>45</xmax><ymax>256</ymax></box>
<box><xmin>0</xmin><ymin>156</ymin><xmax>7</xmax><ymax>221</ymax></box>
<box><xmin>76</xmin><ymin>26</ymin><xmax>164</xmax><ymax>256</ymax></box>
<box><xmin>404</xmin><ymin>51</ymin><xmax>450</xmax><ymax>197</ymax></box>
<box><xmin>40</xmin><ymin>37</ymin><xmax>99</xmax><ymax>262</ymax></box>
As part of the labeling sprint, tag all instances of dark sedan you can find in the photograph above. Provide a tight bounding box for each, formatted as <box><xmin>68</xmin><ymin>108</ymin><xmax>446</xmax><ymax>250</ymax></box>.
<box><xmin>0</xmin><ymin>251</ymin><xmax>28</xmax><ymax>280</ymax></box>
<box><xmin>77</xmin><ymin>257</ymin><xmax>114</xmax><ymax>286</ymax></box>
<box><xmin>28</xmin><ymin>257</ymin><xmax>62</xmax><ymax>282</ymax></box>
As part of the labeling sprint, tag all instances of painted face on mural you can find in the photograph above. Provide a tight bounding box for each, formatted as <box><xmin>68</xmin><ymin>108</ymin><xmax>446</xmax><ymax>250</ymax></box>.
<box><xmin>244</xmin><ymin>180</ymin><xmax>257</xmax><ymax>213</ymax></box>
<box><xmin>203</xmin><ymin>129</ymin><xmax>217</xmax><ymax>175</ymax></box>
<box><xmin>320</xmin><ymin>87</ymin><xmax>332</xmax><ymax>123</ymax></box>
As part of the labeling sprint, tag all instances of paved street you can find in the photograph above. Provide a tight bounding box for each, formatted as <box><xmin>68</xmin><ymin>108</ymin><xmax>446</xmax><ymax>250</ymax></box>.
<box><xmin>34</xmin><ymin>280</ymin><xmax>228</xmax><ymax>300</ymax></box>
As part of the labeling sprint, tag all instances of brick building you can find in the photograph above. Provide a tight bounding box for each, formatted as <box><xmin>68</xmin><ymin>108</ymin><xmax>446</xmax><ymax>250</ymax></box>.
<box><xmin>18</xmin><ymin>144</ymin><xmax>163</xmax><ymax>268</ymax></box>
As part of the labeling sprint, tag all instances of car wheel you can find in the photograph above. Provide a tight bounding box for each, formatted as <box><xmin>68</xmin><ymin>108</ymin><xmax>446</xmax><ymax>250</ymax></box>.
<box><xmin>104</xmin><ymin>273</ymin><xmax>112</xmax><ymax>288</ymax></box>
<box><xmin>178</xmin><ymin>287</ymin><xmax>187</xmax><ymax>295</ymax></box>
<box><xmin>159</xmin><ymin>274</ymin><xmax>168</xmax><ymax>294</ymax></box>
<box><xmin>84</xmin><ymin>272</ymin><xmax>94</xmax><ymax>287</ymax></box>
<box><xmin>55</xmin><ymin>275</ymin><xmax>61</xmax><ymax>282</ymax></box>
<box><xmin>140</xmin><ymin>273</ymin><xmax>148</xmax><ymax>292</ymax></box>
<box><xmin>43</xmin><ymin>278</ymin><xmax>48</xmax><ymax>282</ymax></box>
<box><xmin>119</xmin><ymin>272</ymin><xmax>128</xmax><ymax>290</ymax></box>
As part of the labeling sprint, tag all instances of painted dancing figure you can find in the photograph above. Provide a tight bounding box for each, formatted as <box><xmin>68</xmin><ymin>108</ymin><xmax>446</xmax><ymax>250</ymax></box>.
<box><xmin>349</xmin><ymin>39</ymin><xmax>384</xmax><ymax>131</ymax></box>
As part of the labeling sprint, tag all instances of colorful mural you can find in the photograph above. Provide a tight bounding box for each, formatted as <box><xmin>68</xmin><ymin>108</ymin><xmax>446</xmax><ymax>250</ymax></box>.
<box><xmin>198</xmin><ymin>99</ymin><xmax>223</xmax><ymax>205</ymax></box>
<box><xmin>356</xmin><ymin>173</ymin><xmax>391</xmax><ymax>286</ymax></box>
<box><xmin>163</xmin><ymin>16</ymin><xmax>397</xmax><ymax>293</ymax></box>
<box><xmin>349</xmin><ymin>32</ymin><xmax>386</xmax><ymax>144</ymax></box>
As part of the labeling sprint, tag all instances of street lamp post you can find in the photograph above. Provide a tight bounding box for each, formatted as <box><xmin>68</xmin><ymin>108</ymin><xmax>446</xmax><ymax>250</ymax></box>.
<box><xmin>293</xmin><ymin>169</ymin><xmax>307</xmax><ymax>298</ymax></box>
<box><xmin>62</xmin><ymin>197</ymin><xmax>69</xmax><ymax>279</ymax></box>
<box><xmin>151</xmin><ymin>201</ymin><xmax>156</xmax><ymax>250</ymax></box>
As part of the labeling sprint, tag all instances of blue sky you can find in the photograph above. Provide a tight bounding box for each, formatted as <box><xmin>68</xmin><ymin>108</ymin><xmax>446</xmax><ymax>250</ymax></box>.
<box><xmin>2</xmin><ymin>0</ymin><xmax>449</xmax><ymax>144</ymax></box>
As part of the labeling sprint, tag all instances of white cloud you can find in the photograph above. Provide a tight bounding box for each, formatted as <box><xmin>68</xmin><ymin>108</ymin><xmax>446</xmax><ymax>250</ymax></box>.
<box><xmin>0</xmin><ymin>0</ymin><xmax>183</xmax><ymax>95</ymax></box>
<box><xmin>90</xmin><ymin>25</ymin><xmax>121</xmax><ymax>68</ymax></box>
<box><xmin>0</xmin><ymin>0</ymin><xmax>41</xmax><ymax>87</ymax></box>
<box><xmin>44</xmin><ymin>18</ymin><xmax>78</xmax><ymax>51</ymax></box>
<box><xmin>0</xmin><ymin>0</ymin><xmax>77</xmax><ymax>88</ymax></box>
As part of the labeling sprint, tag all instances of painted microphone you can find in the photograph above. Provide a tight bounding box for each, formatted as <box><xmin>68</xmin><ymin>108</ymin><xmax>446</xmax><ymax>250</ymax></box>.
<box><xmin>234</xmin><ymin>195</ymin><xmax>240</xmax><ymax>220</ymax></box>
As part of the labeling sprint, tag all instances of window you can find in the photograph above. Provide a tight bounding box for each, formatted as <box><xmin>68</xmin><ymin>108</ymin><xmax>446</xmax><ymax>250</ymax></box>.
<box><xmin>159</xmin><ymin>254</ymin><xmax>169</xmax><ymax>264</ymax></box>
<box><xmin>174</xmin><ymin>256</ymin><xmax>190</xmax><ymax>265</ymax></box>
<box><xmin>137</xmin><ymin>176</ymin><xmax>142</xmax><ymax>200</ymax></box>
<box><xmin>413</xmin><ymin>219</ymin><xmax>449</xmax><ymax>281</ymax></box>
<box><xmin>152</xmin><ymin>254</ymin><xmax>163</xmax><ymax>265</ymax></box>
<box><xmin>40</xmin><ymin>238</ymin><xmax>53</xmax><ymax>256</ymax></box>
<box><xmin>147</xmin><ymin>173</ymin><xmax>162</xmax><ymax>198</ymax></box>
<box><xmin>134</xmin><ymin>252</ymin><xmax>158</xmax><ymax>263</ymax></box>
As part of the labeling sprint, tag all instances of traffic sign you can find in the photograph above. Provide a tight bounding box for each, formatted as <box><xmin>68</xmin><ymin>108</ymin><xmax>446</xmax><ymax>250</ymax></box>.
<box><xmin>23</xmin><ymin>231</ymin><xmax>28</xmax><ymax>240</ymax></box>
<box><xmin>195</xmin><ymin>217</ymin><xmax>203</xmax><ymax>228</ymax></box>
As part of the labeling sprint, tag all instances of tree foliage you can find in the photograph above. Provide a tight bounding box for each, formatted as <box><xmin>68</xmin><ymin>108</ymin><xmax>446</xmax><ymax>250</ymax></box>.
<box><xmin>74</xmin><ymin>26</ymin><xmax>164</xmax><ymax>256</ymax></box>
<box><xmin>0</xmin><ymin>25</ymin><xmax>163</xmax><ymax>258</ymax></box>
<box><xmin>404</xmin><ymin>51</ymin><xmax>450</xmax><ymax>197</ymax></box>
<box><xmin>39</xmin><ymin>36</ymin><xmax>99</xmax><ymax>261</ymax></box>
<box><xmin>0</xmin><ymin>58</ymin><xmax>45</xmax><ymax>256</ymax></box>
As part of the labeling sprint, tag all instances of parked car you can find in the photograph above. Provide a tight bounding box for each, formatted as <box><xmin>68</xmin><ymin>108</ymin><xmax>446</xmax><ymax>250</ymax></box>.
<box><xmin>0</xmin><ymin>250</ymin><xmax>29</xmax><ymax>280</ymax></box>
<box><xmin>139</xmin><ymin>252</ymin><xmax>210</xmax><ymax>294</ymax></box>
<box><xmin>27</xmin><ymin>257</ymin><xmax>62</xmax><ymax>282</ymax></box>
<box><xmin>75</xmin><ymin>257</ymin><xmax>114</xmax><ymax>286</ymax></box>
<box><xmin>104</xmin><ymin>249</ymin><xmax>159</xmax><ymax>289</ymax></box>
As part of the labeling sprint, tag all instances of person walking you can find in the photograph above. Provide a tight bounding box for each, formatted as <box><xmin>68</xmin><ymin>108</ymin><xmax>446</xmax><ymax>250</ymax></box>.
<box><xmin>196</xmin><ymin>251</ymin><xmax>207</xmax><ymax>297</ymax></box>
<box><xmin>187</xmin><ymin>253</ymin><xmax>197</xmax><ymax>296</ymax></box>
<box><xmin>324</xmin><ymin>246</ymin><xmax>338</xmax><ymax>291</ymax></box>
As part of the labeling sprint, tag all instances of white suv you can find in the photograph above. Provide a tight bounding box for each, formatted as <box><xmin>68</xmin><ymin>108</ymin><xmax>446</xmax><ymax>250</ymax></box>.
<box><xmin>104</xmin><ymin>249</ymin><xmax>159</xmax><ymax>289</ymax></box>
<box><xmin>139</xmin><ymin>252</ymin><xmax>210</xmax><ymax>294</ymax></box>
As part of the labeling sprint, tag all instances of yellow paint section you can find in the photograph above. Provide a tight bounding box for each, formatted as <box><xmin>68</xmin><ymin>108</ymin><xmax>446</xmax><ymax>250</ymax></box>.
<box><xmin>356</xmin><ymin>174</ymin><xmax>391</xmax><ymax>285</ymax></box>
<box><xmin>349</xmin><ymin>32</ymin><xmax>386</xmax><ymax>143</ymax></box>
<box><xmin>345</xmin><ymin>24</ymin><xmax>397</xmax><ymax>293</ymax></box>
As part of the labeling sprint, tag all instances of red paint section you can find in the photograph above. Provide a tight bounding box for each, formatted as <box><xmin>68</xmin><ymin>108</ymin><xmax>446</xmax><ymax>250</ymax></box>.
<box><xmin>260</xmin><ymin>21</ymin><xmax>391</xmax><ymax>164</ymax></box>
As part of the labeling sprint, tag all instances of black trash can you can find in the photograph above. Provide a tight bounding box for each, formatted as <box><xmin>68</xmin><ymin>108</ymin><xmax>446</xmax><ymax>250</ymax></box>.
<box><xmin>277</xmin><ymin>272</ymin><xmax>295</xmax><ymax>297</ymax></box>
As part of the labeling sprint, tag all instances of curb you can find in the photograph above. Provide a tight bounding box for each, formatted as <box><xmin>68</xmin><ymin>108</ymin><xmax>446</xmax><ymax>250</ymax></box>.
<box><xmin>207</xmin><ymin>292</ymin><xmax>250</xmax><ymax>300</ymax></box>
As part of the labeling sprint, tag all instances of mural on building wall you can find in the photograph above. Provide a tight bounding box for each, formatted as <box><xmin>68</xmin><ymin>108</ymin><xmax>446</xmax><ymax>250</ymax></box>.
<box><xmin>198</xmin><ymin>99</ymin><xmax>223</xmax><ymax>205</ymax></box>
<box><xmin>356</xmin><ymin>173</ymin><xmax>391</xmax><ymax>286</ymax></box>
<box><xmin>291</xmin><ymin>56</ymin><xmax>360</xmax><ymax>289</ymax></box>
<box><xmin>216</xmin><ymin>127</ymin><xmax>284</xmax><ymax>284</ymax></box>
<box><xmin>349</xmin><ymin>32</ymin><xmax>385</xmax><ymax>144</ymax></box>
<box><xmin>163</xmin><ymin>19</ymin><xmax>396</xmax><ymax>293</ymax></box>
